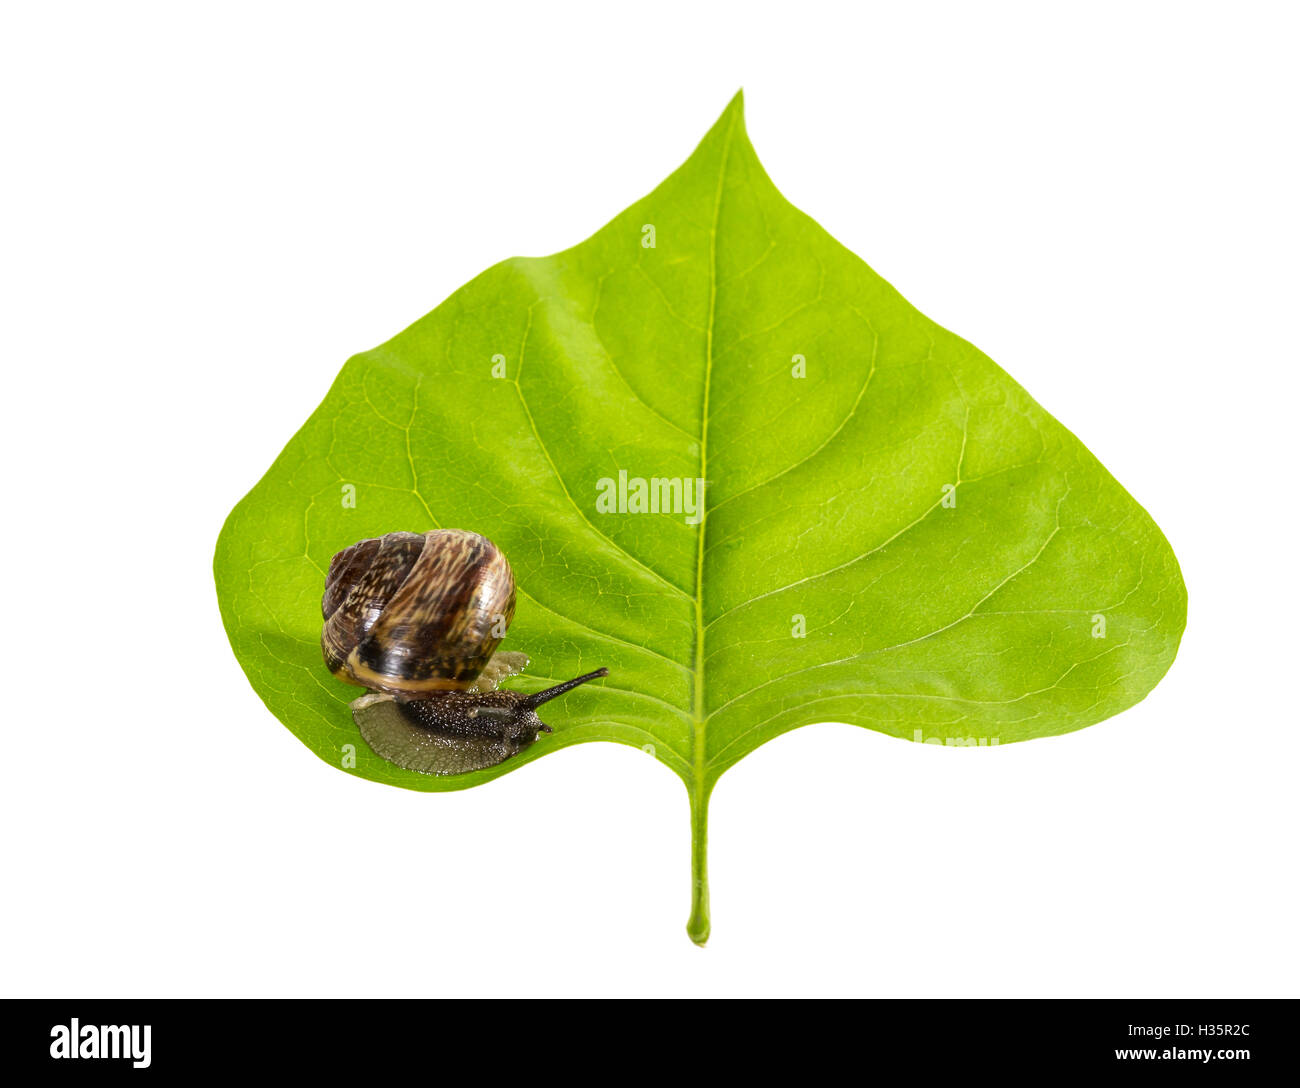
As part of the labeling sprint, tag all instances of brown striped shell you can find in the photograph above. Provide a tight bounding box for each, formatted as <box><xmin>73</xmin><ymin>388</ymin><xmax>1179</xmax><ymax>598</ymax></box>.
<box><xmin>321</xmin><ymin>529</ymin><xmax>516</xmax><ymax>697</ymax></box>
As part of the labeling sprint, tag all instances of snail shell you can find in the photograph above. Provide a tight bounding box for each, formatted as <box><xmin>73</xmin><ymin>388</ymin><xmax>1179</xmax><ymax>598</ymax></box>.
<box><xmin>321</xmin><ymin>529</ymin><xmax>516</xmax><ymax>697</ymax></box>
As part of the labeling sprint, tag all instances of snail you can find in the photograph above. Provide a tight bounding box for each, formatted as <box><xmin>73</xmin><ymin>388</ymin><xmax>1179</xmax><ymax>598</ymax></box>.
<box><xmin>321</xmin><ymin>529</ymin><xmax>607</xmax><ymax>775</ymax></box>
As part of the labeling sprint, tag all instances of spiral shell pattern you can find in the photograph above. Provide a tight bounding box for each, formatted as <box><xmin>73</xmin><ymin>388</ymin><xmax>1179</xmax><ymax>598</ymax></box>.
<box><xmin>321</xmin><ymin>529</ymin><xmax>516</xmax><ymax>696</ymax></box>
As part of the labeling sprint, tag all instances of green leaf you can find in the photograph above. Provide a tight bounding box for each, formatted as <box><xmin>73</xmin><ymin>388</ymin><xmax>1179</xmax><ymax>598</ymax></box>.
<box><xmin>214</xmin><ymin>92</ymin><xmax>1186</xmax><ymax>944</ymax></box>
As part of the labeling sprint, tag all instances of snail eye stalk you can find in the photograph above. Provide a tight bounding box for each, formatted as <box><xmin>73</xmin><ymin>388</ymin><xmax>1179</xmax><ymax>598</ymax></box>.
<box><xmin>522</xmin><ymin>669</ymin><xmax>610</xmax><ymax>709</ymax></box>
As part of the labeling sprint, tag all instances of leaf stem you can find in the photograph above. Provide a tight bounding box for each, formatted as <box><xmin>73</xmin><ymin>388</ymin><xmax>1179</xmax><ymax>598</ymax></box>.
<box><xmin>686</xmin><ymin>777</ymin><xmax>712</xmax><ymax>945</ymax></box>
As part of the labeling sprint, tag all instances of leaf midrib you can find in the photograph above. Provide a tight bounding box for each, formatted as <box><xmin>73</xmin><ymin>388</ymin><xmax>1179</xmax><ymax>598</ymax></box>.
<box><xmin>691</xmin><ymin>106</ymin><xmax>739</xmax><ymax>791</ymax></box>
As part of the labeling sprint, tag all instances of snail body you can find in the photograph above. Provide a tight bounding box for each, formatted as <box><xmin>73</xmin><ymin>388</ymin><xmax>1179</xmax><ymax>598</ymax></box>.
<box><xmin>321</xmin><ymin>529</ymin><xmax>607</xmax><ymax>775</ymax></box>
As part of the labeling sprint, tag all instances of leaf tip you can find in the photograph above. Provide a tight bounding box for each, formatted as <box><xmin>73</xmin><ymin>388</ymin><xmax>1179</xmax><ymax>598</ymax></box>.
<box><xmin>722</xmin><ymin>88</ymin><xmax>745</xmax><ymax>125</ymax></box>
<box><xmin>698</xmin><ymin>89</ymin><xmax>748</xmax><ymax>156</ymax></box>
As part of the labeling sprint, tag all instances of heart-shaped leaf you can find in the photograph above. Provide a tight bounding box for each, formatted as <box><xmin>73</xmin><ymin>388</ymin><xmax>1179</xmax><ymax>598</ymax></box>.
<box><xmin>215</xmin><ymin>92</ymin><xmax>1186</xmax><ymax>944</ymax></box>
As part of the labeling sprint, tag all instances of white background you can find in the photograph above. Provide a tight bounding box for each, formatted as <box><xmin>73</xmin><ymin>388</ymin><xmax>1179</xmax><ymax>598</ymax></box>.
<box><xmin>2</xmin><ymin>1</ymin><xmax>1296</xmax><ymax>997</ymax></box>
